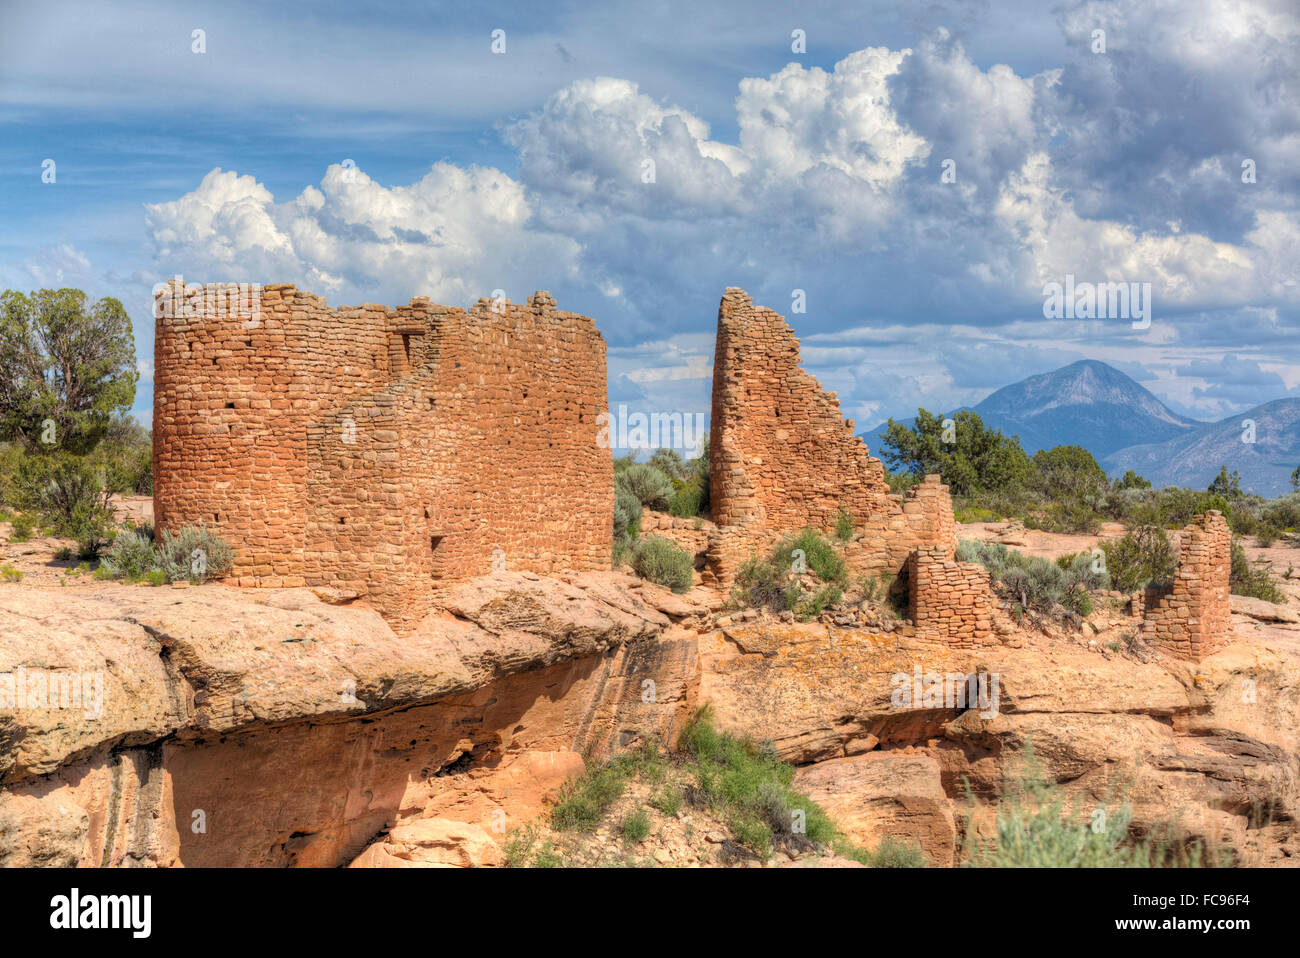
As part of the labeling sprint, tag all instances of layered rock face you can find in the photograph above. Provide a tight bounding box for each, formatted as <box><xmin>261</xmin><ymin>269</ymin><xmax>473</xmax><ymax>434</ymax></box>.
<box><xmin>700</xmin><ymin>620</ymin><xmax>1300</xmax><ymax>866</ymax></box>
<box><xmin>0</xmin><ymin>574</ymin><xmax>704</xmax><ymax>867</ymax></box>
<box><xmin>2</xmin><ymin>576</ymin><xmax>1295</xmax><ymax>867</ymax></box>
<box><xmin>154</xmin><ymin>281</ymin><xmax>613</xmax><ymax>634</ymax></box>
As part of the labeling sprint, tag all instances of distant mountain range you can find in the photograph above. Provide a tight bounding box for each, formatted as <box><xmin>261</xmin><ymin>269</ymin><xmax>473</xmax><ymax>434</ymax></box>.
<box><xmin>864</xmin><ymin>360</ymin><xmax>1300</xmax><ymax>496</ymax></box>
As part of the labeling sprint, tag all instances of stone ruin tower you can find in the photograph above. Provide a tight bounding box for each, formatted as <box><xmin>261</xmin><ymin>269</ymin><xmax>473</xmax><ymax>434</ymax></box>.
<box><xmin>1139</xmin><ymin>510</ymin><xmax>1233</xmax><ymax>661</ymax></box>
<box><xmin>708</xmin><ymin>288</ymin><xmax>893</xmax><ymax>529</ymax></box>
<box><xmin>705</xmin><ymin>289</ymin><xmax>959</xmax><ymax>586</ymax></box>
<box><xmin>153</xmin><ymin>280</ymin><xmax>613</xmax><ymax>633</ymax></box>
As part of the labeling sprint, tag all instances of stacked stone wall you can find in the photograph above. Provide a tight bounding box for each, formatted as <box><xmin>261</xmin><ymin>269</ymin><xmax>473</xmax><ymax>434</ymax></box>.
<box><xmin>1139</xmin><ymin>511</ymin><xmax>1232</xmax><ymax>661</ymax></box>
<box><xmin>906</xmin><ymin>548</ymin><xmax>1000</xmax><ymax>648</ymax></box>
<box><xmin>708</xmin><ymin>288</ymin><xmax>892</xmax><ymax>530</ymax></box>
<box><xmin>154</xmin><ymin>282</ymin><xmax>612</xmax><ymax>633</ymax></box>
<box><xmin>845</xmin><ymin>476</ymin><xmax>958</xmax><ymax>582</ymax></box>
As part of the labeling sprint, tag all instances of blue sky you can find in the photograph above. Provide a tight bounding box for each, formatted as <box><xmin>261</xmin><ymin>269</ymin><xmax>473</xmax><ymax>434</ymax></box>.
<box><xmin>2</xmin><ymin>0</ymin><xmax>1297</xmax><ymax>443</ymax></box>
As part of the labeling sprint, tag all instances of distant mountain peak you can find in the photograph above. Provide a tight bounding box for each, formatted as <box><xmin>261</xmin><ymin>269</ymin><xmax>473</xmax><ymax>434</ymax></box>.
<box><xmin>863</xmin><ymin>358</ymin><xmax>1298</xmax><ymax>495</ymax></box>
<box><xmin>976</xmin><ymin>360</ymin><xmax>1197</xmax><ymax>431</ymax></box>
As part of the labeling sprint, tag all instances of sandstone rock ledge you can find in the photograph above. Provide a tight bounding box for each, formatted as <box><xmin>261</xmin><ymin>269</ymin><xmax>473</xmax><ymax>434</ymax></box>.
<box><xmin>0</xmin><ymin>573</ymin><xmax>706</xmax><ymax>867</ymax></box>
<box><xmin>4</xmin><ymin>577</ymin><xmax>1298</xmax><ymax>868</ymax></box>
<box><xmin>699</xmin><ymin>622</ymin><xmax>1300</xmax><ymax>866</ymax></box>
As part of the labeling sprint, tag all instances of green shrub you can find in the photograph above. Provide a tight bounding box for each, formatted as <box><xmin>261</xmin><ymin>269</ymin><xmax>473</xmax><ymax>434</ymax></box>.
<box><xmin>1099</xmin><ymin>525</ymin><xmax>1176</xmax><ymax>593</ymax></box>
<box><xmin>630</xmin><ymin>536</ymin><xmax>693</xmax><ymax>593</ymax></box>
<box><xmin>1256</xmin><ymin>524</ymin><xmax>1282</xmax><ymax>548</ymax></box>
<box><xmin>99</xmin><ymin>530</ymin><xmax>157</xmax><ymax>582</ymax></box>
<box><xmin>614</xmin><ymin>486</ymin><xmax>642</xmax><ymax>540</ymax></box>
<box><xmin>787</xmin><ymin>527</ymin><xmax>847</xmax><ymax>586</ymax></box>
<box><xmin>834</xmin><ymin>507</ymin><xmax>854</xmax><ymax>542</ymax></box>
<box><xmin>1024</xmin><ymin>500</ymin><xmax>1102</xmax><ymax>534</ymax></box>
<box><xmin>859</xmin><ymin>836</ymin><xmax>927</xmax><ymax>868</ymax></box>
<box><xmin>620</xmin><ymin>809</ymin><xmax>651</xmax><ymax>842</ymax></box>
<box><xmin>796</xmin><ymin>583</ymin><xmax>842</xmax><ymax>620</ymax></box>
<box><xmin>0</xmin><ymin>443</ymin><xmax>23</xmax><ymax>507</ymax></box>
<box><xmin>650</xmin><ymin>786</ymin><xmax>682</xmax><ymax>817</ymax></box>
<box><xmin>667</xmin><ymin>478</ymin><xmax>706</xmax><ymax>518</ymax></box>
<box><xmin>617</xmin><ymin>463</ymin><xmax>673</xmax><ymax>511</ymax></box>
<box><xmin>731</xmin><ymin>528</ymin><xmax>847</xmax><ymax>617</ymax></box>
<box><xmin>13</xmin><ymin>453</ymin><xmax>118</xmax><ymax>556</ymax></box>
<box><xmin>0</xmin><ymin>563</ymin><xmax>22</xmax><ymax>582</ymax></box>
<box><xmin>1115</xmin><ymin>470</ymin><xmax>1151</xmax><ymax>491</ymax></box>
<box><xmin>679</xmin><ymin>707</ymin><xmax>840</xmax><ymax>857</ymax></box>
<box><xmin>71</xmin><ymin>504</ymin><xmax>115</xmax><ymax>559</ymax></box>
<box><xmin>551</xmin><ymin>761</ymin><xmax>630</xmax><ymax>832</ymax></box>
<box><xmin>156</xmin><ymin>524</ymin><xmax>234</xmax><ymax>584</ymax></box>
<box><xmin>957</xmin><ymin>539</ymin><xmax>1107</xmax><ymax>617</ymax></box>
<box><xmin>8</xmin><ymin>512</ymin><xmax>34</xmax><ymax>542</ymax></box>
<box><xmin>1230</xmin><ymin>540</ymin><xmax>1286</xmax><ymax>603</ymax></box>
<box><xmin>732</xmin><ymin>554</ymin><xmax>798</xmax><ymax>612</ymax></box>
<box><xmin>549</xmin><ymin>744</ymin><xmax>665</xmax><ymax>834</ymax></box>
<box><xmin>144</xmin><ymin>569</ymin><xmax>167</xmax><ymax>587</ymax></box>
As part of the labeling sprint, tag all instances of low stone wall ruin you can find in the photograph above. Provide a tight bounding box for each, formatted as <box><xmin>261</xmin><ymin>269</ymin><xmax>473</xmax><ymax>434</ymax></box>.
<box><xmin>906</xmin><ymin>547</ymin><xmax>1001</xmax><ymax>648</ymax></box>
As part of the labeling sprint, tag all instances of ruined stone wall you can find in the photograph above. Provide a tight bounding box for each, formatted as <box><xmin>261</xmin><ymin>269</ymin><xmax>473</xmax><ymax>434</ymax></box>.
<box><xmin>699</xmin><ymin>473</ymin><xmax>958</xmax><ymax>594</ymax></box>
<box><xmin>845</xmin><ymin>475</ymin><xmax>958</xmax><ymax>582</ymax></box>
<box><xmin>154</xmin><ymin>281</ymin><xmax>392</xmax><ymax>586</ymax></box>
<box><xmin>907</xmin><ymin>548</ymin><xmax>1000</xmax><ymax>648</ymax></box>
<box><xmin>708</xmin><ymin>288</ymin><xmax>892</xmax><ymax>530</ymax></box>
<box><xmin>699</xmin><ymin>524</ymin><xmax>780</xmax><ymax>592</ymax></box>
<box><xmin>1140</xmin><ymin>511</ymin><xmax>1232</xmax><ymax>662</ymax></box>
<box><xmin>422</xmin><ymin>292</ymin><xmax>612</xmax><ymax>582</ymax></box>
<box><xmin>155</xmin><ymin>282</ymin><xmax>612</xmax><ymax>632</ymax></box>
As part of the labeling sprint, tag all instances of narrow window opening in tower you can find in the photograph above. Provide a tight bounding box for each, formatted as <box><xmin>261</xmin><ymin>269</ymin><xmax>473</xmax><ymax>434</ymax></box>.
<box><xmin>402</xmin><ymin>333</ymin><xmax>411</xmax><ymax>363</ymax></box>
<box><xmin>430</xmin><ymin>535</ymin><xmax>444</xmax><ymax>578</ymax></box>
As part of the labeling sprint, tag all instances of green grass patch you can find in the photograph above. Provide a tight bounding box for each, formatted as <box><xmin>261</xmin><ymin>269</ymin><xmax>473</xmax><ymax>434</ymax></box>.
<box><xmin>620</xmin><ymin>809</ymin><xmax>651</xmax><ymax>842</ymax></box>
<box><xmin>680</xmin><ymin>707</ymin><xmax>842</xmax><ymax>857</ymax></box>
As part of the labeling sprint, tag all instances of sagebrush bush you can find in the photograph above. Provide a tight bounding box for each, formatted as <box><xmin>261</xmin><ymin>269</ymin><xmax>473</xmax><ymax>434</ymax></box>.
<box><xmin>99</xmin><ymin>529</ymin><xmax>157</xmax><ymax>581</ymax></box>
<box><xmin>962</xmin><ymin>745</ymin><xmax>1217</xmax><ymax>867</ymax></box>
<box><xmin>617</xmin><ymin>463</ymin><xmax>673</xmax><ymax>511</ymax></box>
<box><xmin>156</xmin><ymin>524</ymin><xmax>234</xmax><ymax>584</ymax></box>
<box><xmin>1230</xmin><ymin>540</ymin><xmax>1286</xmax><ymax>603</ymax></box>
<box><xmin>957</xmin><ymin>539</ymin><xmax>1107</xmax><ymax>617</ymax></box>
<box><xmin>631</xmin><ymin>535</ymin><xmax>693</xmax><ymax>592</ymax></box>
<box><xmin>614</xmin><ymin>486</ymin><xmax>642</xmax><ymax>540</ymax></box>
